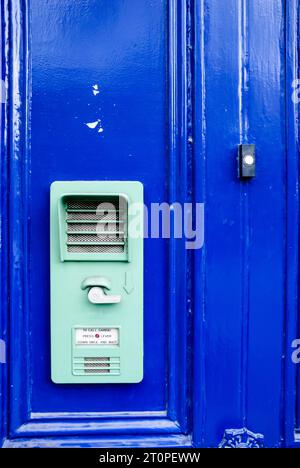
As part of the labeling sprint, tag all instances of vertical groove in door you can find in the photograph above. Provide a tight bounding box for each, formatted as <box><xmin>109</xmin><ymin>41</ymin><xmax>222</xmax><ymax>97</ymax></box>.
<box><xmin>238</xmin><ymin>0</ymin><xmax>251</xmax><ymax>428</ymax></box>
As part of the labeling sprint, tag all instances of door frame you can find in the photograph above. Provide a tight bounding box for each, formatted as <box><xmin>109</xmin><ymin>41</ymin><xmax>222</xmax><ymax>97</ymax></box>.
<box><xmin>1</xmin><ymin>0</ymin><xmax>299</xmax><ymax>449</ymax></box>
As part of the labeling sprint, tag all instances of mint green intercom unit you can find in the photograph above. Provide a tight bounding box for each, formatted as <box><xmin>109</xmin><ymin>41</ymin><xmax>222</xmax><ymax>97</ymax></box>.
<box><xmin>50</xmin><ymin>181</ymin><xmax>143</xmax><ymax>383</ymax></box>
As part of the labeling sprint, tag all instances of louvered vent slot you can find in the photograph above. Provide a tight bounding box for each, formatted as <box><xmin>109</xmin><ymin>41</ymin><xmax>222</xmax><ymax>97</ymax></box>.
<box><xmin>66</xmin><ymin>197</ymin><xmax>127</xmax><ymax>254</ymax></box>
<box><xmin>73</xmin><ymin>357</ymin><xmax>121</xmax><ymax>376</ymax></box>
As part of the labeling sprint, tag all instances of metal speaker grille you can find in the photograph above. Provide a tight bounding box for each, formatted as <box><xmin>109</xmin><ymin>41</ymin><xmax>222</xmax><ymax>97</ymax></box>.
<box><xmin>68</xmin><ymin>245</ymin><xmax>124</xmax><ymax>253</ymax></box>
<box><xmin>68</xmin><ymin>234</ymin><xmax>124</xmax><ymax>243</ymax></box>
<box><xmin>73</xmin><ymin>357</ymin><xmax>121</xmax><ymax>376</ymax></box>
<box><xmin>66</xmin><ymin>196</ymin><xmax>127</xmax><ymax>254</ymax></box>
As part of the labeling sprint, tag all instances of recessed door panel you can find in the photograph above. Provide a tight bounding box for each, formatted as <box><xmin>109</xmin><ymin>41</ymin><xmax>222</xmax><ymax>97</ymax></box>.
<box><xmin>30</xmin><ymin>0</ymin><xmax>167</xmax><ymax>412</ymax></box>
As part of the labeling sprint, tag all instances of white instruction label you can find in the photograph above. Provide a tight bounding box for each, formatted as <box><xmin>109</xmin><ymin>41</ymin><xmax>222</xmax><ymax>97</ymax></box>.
<box><xmin>75</xmin><ymin>328</ymin><xmax>119</xmax><ymax>346</ymax></box>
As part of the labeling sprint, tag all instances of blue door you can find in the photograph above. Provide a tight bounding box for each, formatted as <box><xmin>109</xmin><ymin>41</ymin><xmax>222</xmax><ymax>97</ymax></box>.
<box><xmin>0</xmin><ymin>0</ymin><xmax>299</xmax><ymax>448</ymax></box>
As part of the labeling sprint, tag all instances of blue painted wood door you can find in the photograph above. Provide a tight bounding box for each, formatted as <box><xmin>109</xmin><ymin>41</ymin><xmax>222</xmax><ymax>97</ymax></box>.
<box><xmin>0</xmin><ymin>0</ymin><xmax>300</xmax><ymax>448</ymax></box>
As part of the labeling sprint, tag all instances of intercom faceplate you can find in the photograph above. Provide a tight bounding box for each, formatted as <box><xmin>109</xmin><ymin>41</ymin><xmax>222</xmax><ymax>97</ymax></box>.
<box><xmin>50</xmin><ymin>181</ymin><xmax>143</xmax><ymax>383</ymax></box>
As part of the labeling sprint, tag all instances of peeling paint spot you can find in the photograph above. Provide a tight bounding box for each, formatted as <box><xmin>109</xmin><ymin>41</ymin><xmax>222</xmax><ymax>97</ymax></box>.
<box><xmin>85</xmin><ymin>118</ymin><xmax>104</xmax><ymax>134</ymax></box>
<box><xmin>92</xmin><ymin>84</ymin><xmax>100</xmax><ymax>96</ymax></box>
<box><xmin>86</xmin><ymin>119</ymin><xmax>101</xmax><ymax>129</ymax></box>
<box><xmin>85</xmin><ymin>85</ymin><xmax>104</xmax><ymax>133</ymax></box>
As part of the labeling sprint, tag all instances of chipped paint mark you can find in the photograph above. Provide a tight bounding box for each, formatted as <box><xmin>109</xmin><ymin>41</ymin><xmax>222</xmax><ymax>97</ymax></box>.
<box><xmin>85</xmin><ymin>85</ymin><xmax>104</xmax><ymax>133</ymax></box>
<box><xmin>92</xmin><ymin>84</ymin><xmax>100</xmax><ymax>96</ymax></box>
<box><xmin>85</xmin><ymin>119</ymin><xmax>104</xmax><ymax>134</ymax></box>
<box><xmin>86</xmin><ymin>119</ymin><xmax>101</xmax><ymax>129</ymax></box>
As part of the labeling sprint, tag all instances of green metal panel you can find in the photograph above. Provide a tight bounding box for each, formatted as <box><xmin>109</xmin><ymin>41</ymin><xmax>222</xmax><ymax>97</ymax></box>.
<box><xmin>50</xmin><ymin>181</ymin><xmax>143</xmax><ymax>383</ymax></box>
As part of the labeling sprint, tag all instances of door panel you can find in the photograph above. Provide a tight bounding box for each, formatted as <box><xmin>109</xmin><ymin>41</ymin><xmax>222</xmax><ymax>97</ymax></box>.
<box><xmin>194</xmin><ymin>0</ymin><xmax>287</xmax><ymax>447</ymax></box>
<box><xmin>30</xmin><ymin>0</ymin><xmax>167</xmax><ymax>413</ymax></box>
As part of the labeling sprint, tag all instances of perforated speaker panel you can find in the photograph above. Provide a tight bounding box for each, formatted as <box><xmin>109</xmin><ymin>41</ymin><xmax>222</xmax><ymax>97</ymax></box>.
<box><xmin>65</xmin><ymin>197</ymin><xmax>127</xmax><ymax>254</ymax></box>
